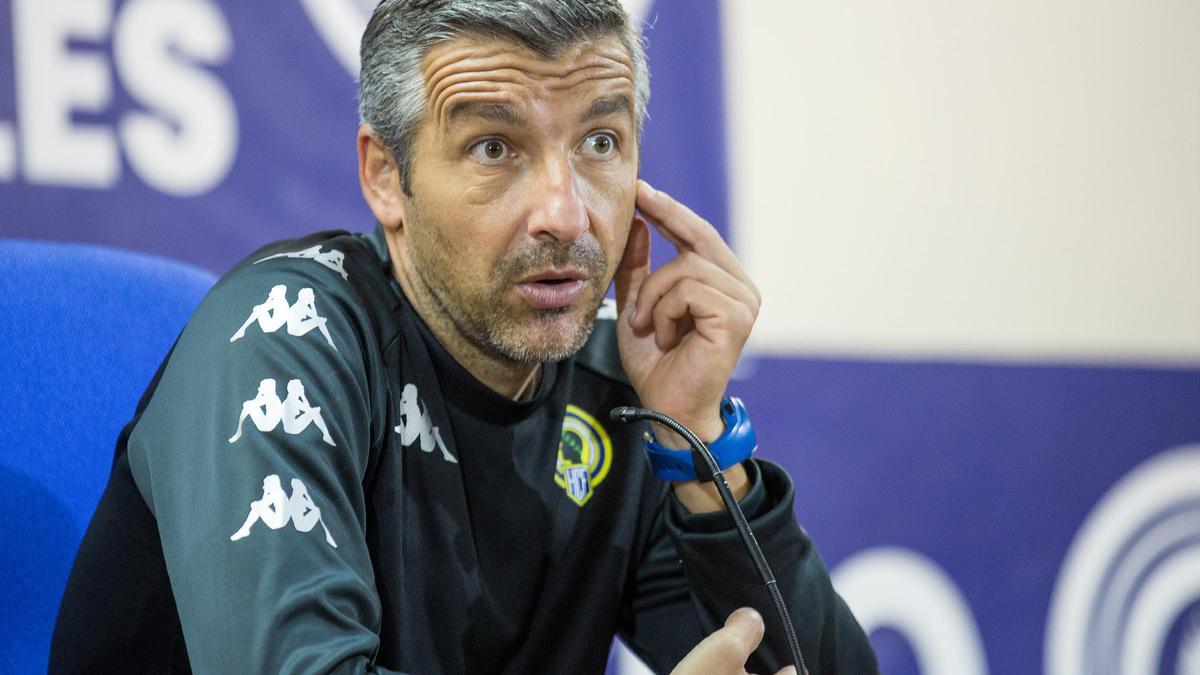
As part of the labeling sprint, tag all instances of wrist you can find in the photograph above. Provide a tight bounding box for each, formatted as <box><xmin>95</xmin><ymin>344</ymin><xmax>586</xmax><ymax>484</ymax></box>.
<box><xmin>673</xmin><ymin>461</ymin><xmax>750</xmax><ymax>513</ymax></box>
<box><xmin>649</xmin><ymin>415</ymin><xmax>724</xmax><ymax>450</ymax></box>
<box><xmin>642</xmin><ymin>397</ymin><xmax>757</xmax><ymax>483</ymax></box>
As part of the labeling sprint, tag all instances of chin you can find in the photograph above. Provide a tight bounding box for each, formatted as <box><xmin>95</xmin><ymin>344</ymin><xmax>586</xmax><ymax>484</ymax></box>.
<box><xmin>491</xmin><ymin>306</ymin><xmax>598</xmax><ymax>364</ymax></box>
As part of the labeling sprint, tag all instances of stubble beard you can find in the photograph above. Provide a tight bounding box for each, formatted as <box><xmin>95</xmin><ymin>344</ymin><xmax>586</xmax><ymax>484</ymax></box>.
<box><xmin>404</xmin><ymin>204</ymin><xmax>610</xmax><ymax>365</ymax></box>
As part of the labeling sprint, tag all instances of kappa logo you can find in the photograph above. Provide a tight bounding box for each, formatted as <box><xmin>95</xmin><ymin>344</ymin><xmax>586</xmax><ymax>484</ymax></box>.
<box><xmin>554</xmin><ymin>405</ymin><xmax>613</xmax><ymax>506</ymax></box>
<box><xmin>230</xmin><ymin>474</ymin><xmax>337</xmax><ymax>548</ymax></box>
<box><xmin>229</xmin><ymin>378</ymin><xmax>335</xmax><ymax>446</ymax></box>
<box><xmin>395</xmin><ymin>383</ymin><xmax>457</xmax><ymax>464</ymax></box>
<box><xmin>230</xmin><ymin>284</ymin><xmax>337</xmax><ymax>350</ymax></box>
<box><xmin>253</xmin><ymin>245</ymin><xmax>348</xmax><ymax>280</ymax></box>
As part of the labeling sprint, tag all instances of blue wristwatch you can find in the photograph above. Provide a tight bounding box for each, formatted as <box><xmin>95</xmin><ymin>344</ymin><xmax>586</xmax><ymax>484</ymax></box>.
<box><xmin>643</xmin><ymin>397</ymin><xmax>757</xmax><ymax>482</ymax></box>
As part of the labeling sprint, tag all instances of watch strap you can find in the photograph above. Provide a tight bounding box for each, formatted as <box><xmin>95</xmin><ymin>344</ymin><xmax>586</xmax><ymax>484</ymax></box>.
<box><xmin>643</xmin><ymin>397</ymin><xmax>757</xmax><ymax>482</ymax></box>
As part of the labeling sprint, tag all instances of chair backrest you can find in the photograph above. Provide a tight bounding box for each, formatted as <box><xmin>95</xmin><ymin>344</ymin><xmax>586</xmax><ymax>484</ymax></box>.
<box><xmin>0</xmin><ymin>240</ymin><xmax>216</xmax><ymax>674</ymax></box>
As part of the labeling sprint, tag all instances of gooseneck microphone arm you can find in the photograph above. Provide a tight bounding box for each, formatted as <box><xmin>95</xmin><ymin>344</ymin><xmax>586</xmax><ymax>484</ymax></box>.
<box><xmin>609</xmin><ymin>406</ymin><xmax>807</xmax><ymax>675</ymax></box>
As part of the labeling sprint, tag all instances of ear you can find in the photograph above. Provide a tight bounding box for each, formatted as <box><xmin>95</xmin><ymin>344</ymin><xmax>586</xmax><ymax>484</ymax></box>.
<box><xmin>357</xmin><ymin>124</ymin><xmax>407</xmax><ymax>232</ymax></box>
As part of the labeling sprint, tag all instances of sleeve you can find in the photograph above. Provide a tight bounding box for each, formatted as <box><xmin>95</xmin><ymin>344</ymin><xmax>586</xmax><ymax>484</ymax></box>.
<box><xmin>618</xmin><ymin>460</ymin><xmax>879</xmax><ymax>675</ymax></box>
<box><xmin>124</xmin><ymin>261</ymin><xmax>402</xmax><ymax>674</ymax></box>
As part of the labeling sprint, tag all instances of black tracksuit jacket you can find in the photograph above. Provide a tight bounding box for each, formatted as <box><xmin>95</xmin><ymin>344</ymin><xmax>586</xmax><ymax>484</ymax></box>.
<box><xmin>51</xmin><ymin>226</ymin><xmax>877</xmax><ymax>674</ymax></box>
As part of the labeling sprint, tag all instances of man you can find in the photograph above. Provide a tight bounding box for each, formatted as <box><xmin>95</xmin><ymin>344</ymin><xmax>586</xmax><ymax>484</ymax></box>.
<box><xmin>50</xmin><ymin>1</ymin><xmax>877</xmax><ymax>673</ymax></box>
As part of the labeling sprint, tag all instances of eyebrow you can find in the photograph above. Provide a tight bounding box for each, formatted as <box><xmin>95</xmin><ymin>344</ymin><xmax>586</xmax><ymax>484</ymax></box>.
<box><xmin>579</xmin><ymin>96</ymin><xmax>633</xmax><ymax>124</ymax></box>
<box><xmin>446</xmin><ymin>101</ymin><xmax>528</xmax><ymax>128</ymax></box>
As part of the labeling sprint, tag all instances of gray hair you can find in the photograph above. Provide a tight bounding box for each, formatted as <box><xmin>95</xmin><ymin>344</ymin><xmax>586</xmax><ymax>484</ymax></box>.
<box><xmin>358</xmin><ymin>0</ymin><xmax>650</xmax><ymax>195</ymax></box>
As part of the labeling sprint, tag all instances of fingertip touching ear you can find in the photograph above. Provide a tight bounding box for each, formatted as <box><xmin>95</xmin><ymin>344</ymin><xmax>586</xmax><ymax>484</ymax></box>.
<box><xmin>357</xmin><ymin>124</ymin><xmax>407</xmax><ymax>232</ymax></box>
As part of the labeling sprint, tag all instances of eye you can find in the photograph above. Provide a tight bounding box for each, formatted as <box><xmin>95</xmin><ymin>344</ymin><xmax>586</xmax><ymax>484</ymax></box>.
<box><xmin>581</xmin><ymin>132</ymin><xmax>617</xmax><ymax>159</ymax></box>
<box><xmin>470</xmin><ymin>138</ymin><xmax>510</xmax><ymax>162</ymax></box>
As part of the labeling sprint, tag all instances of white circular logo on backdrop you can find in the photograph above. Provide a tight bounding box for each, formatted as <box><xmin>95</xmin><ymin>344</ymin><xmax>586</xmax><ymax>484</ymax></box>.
<box><xmin>832</xmin><ymin>547</ymin><xmax>988</xmax><ymax>675</ymax></box>
<box><xmin>1045</xmin><ymin>445</ymin><xmax>1200</xmax><ymax>675</ymax></box>
<box><xmin>299</xmin><ymin>0</ymin><xmax>655</xmax><ymax>76</ymax></box>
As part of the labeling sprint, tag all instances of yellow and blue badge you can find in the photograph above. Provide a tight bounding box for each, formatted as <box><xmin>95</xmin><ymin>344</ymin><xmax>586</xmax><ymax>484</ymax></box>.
<box><xmin>554</xmin><ymin>405</ymin><xmax>613</xmax><ymax>507</ymax></box>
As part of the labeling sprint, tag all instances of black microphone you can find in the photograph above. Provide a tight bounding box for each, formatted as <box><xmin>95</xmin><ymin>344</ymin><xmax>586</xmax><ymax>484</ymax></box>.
<box><xmin>608</xmin><ymin>406</ymin><xmax>643</xmax><ymax>425</ymax></box>
<box><xmin>609</xmin><ymin>405</ymin><xmax>807</xmax><ymax>675</ymax></box>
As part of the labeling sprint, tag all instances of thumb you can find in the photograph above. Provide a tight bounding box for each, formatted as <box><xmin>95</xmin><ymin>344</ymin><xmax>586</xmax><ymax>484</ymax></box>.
<box><xmin>613</xmin><ymin>216</ymin><xmax>650</xmax><ymax>321</ymax></box>
<box><xmin>718</xmin><ymin>607</ymin><xmax>767</xmax><ymax>662</ymax></box>
<box><xmin>672</xmin><ymin>607</ymin><xmax>765</xmax><ymax>675</ymax></box>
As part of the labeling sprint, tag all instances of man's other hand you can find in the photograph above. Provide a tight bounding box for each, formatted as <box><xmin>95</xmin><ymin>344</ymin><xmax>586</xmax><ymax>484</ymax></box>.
<box><xmin>671</xmin><ymin>607</ymin><xmax>797</xmax><ymax>675</ymax></box>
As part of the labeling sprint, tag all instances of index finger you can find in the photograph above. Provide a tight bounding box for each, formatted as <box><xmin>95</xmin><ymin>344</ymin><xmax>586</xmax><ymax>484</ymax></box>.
<box><xmin>636</xmin><ymin>179</ymin><xmax>751</xmax><ymax>285</ymax></box>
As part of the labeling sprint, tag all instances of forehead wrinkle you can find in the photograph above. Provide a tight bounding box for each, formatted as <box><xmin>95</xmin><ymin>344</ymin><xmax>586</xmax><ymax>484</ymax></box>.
<box><xmin>431</xmin><ymin>63</ymin><xmax>631</xmax><ymax>108</ymax></box>
<box><xmin>428</xmin><ymin>65</ymin><xmax>539</xmax><ymax>132</ymax></box>
<box><xmin>538</xmin><ymin>64</ymin><xmax>634</xmax><ymax>94</ymax></box>
<box><xmin>424</xmin><ymin>39</ymin><xmax>636</xmax><ymax>127</ymax></box>
<box><xmin>431</xmin><ymin>68</ymin><xmax>537</xmax><ymax>107</ymax></box>
<box><xmin>433</xmin><ymin>81</ymin><xmax>533</xmax><ymax>134</ymax></box>
<box><xmin>424</xmin><ymin>40</ymin><xmax>633</xmax><ymax>82</ymax></box>
<box><xmin>422</xmin><ymin>42</ymin><xmax>516</xmax><ymax>81</ymax></box>
<box><xmin>431</xmin><ymin>70</ymin><xmax>634</xmax><ymax>135</ymax></box>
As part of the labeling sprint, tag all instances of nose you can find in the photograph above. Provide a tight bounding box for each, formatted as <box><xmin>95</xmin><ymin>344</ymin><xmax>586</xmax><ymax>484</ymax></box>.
<box><xmin>526</xmin><ymin>156</ymin><xmax>588</xmax><ymax>243</ymax></box>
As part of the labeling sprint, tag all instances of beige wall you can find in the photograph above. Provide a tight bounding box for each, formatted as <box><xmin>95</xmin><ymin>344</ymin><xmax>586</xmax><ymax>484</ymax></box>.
<box><xmin>722</xmin><ymin>0</ymin><xmax>1200</xmax><ymax>366</ymax></box>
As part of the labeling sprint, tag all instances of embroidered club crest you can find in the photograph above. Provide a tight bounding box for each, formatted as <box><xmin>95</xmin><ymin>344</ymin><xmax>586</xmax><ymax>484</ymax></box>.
<box><xmin>554</xmin><ymin>405</ymin><xmax>613</xmax><ymax>507</ymax></box>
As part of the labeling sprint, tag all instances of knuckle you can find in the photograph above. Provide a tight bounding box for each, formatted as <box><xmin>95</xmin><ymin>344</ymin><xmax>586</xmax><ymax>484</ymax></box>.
<box><xmin>661</xmin><ymin>189</ymin><xmax>680</xmax><ymax>211</ymax></box>
<box><xmin>640</xmin><ymin>274</ymin><xmax>670</xmax><ymax>302</ymax></box>
<box><xmin>654</xmin><ymin>301</ymin><xmax>676</xmax><ymax>322</ymax></box>
<box><xmin>678</xmin><ymin>277</ymin><xmax>703</xmax><ymax>295</ymax></box>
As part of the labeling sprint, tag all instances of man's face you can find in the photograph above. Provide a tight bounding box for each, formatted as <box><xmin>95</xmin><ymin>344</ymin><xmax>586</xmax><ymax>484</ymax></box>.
<box><xmin>396</xmin><ymin>35</ymin><xmax>639</xmax><ymax>363</ymax></box>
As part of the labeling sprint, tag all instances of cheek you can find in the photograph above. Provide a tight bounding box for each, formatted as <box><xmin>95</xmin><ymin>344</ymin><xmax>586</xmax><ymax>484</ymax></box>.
<box><xmin>427</xmin><ymin>207</ymin><xmax>523</xmax><ymax>285</ymax></box>
<box><xmin>414</xmin><ymin>180</ymin><xmax>509</xmax><ymax>253</ymax></box>
<box><xmin>578</xmin><ymin>169</ymin><xmax>636</xmax><ymax>249</ymax></box>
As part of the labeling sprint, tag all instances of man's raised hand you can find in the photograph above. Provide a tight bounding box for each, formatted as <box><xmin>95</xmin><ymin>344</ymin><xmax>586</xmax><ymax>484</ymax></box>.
<box><xmin>613</xmin><ymin>179</ymin><xmax>761</xmax><ymax>446</ymax></box>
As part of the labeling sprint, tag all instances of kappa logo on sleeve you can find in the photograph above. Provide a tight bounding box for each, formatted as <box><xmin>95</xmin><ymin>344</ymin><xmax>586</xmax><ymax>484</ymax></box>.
<box><xmin>230</xmin><ymin>474</ymin><xmax>337</xmax><ymax>548</ymax></box>
<box><xmin>253</xmin><ymin>245</ymin><xmax>348</xmax><ymax>280</ymax></box>
<box><xmin>394</xmin><ymin>383</ymin><xmax>457</xmax><ymax>464</ymax></box>
<box><xmin>230</xmin><ymin>284</ymin><xmax>337</xmax><ymax>350</ymax></box>
<box><xmin>229</xmin><ymin>378</ymin><xmax>336</xmax><ymax>446</ymax></box>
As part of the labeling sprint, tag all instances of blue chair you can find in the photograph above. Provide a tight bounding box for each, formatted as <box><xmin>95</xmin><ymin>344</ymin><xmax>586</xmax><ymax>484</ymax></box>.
<box><xmin>0</xmin><ymin>240</ymin><xmax>216</xmax><ymax>674</ymax></box>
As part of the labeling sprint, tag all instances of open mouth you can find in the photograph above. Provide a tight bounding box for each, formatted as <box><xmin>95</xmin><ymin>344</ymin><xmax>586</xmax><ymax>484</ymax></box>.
<box><xmin>518</xmin><ymin>269</ymin><xmax>588</xmax><ymax>285</ymax></box>
<box><xmin>515</xmin><ymin>272</ymin><xmax>588</xmax><ymax>310</ymax></box>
